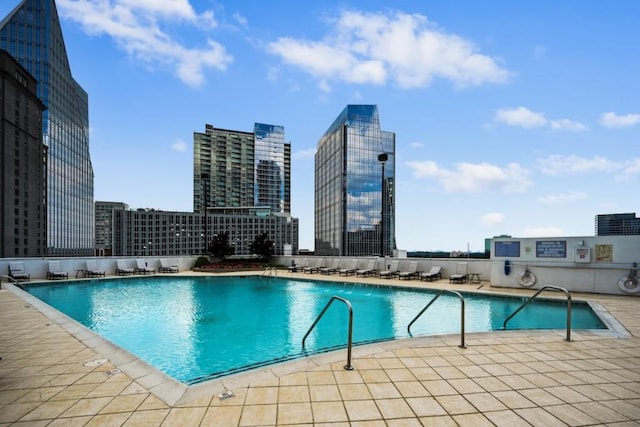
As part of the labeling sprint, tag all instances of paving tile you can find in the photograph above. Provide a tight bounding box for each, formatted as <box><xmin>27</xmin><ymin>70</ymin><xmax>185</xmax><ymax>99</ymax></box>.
<box><xmin>421</xmin><ymin>379</ymin><xmax>458</xmax><ymax>396</ymax></box>
<box><xmin>18</xmin><ymin>400</ymin><xmax>76</xmax><ymax>422</ymax></box>
<box><xmin>434</xmin><ymin>394</ymin><xmax>476</xmax><ymax>415</ymax></box>
<box><xmin>451</xmin><ymin>412</ymin><xmax>494</xmax><ymax>426</ymax></box>
<box><xmin>61</xmin><ymin>396</ymin><xmax>114</xmax><ymax>417</ymax></box>
<box><xmin>544</xmin><ymin>385</ymin><xmax>591</xmax><ymax>403</ymax></box>
<box><xmin>544</xmin><ymin>403</ymin><xmax>599</xmax><ymax>425</ymax></box>
<box><xmin>306</xmin><ymin>370</ymin><xmax>336</xmax><ymax>385</ymax></box>
<box><xmin>464</xmin><ymin>392</ymin><xmax>508</xmax><ymax>412</ymax></box>
<box><xmin>309</xmin><ymin>384</ymin><xmax>341</xmax><ymax>401</ymax></box>
<box><xmin>278</xmin><ymin>385</ymin><xmax>310</xmax><ymax>403</ymax></box>
<box><xmin>572</xmin><ymin>401</ymin><xmax>631</xmax><ymax>424</ymax></box>
<box><xmin>343</xmin><ymin>399</ymin><xmax>382</xmax><ymax>421</ymax></box>
<box><xmin>405</xmin><ymin>396</ymin><xmax>447</xmax><ymax>417</ymax></box>
<box><xmin>366</xmin><ymin>382</ymin><xmax>401</xmax><ymax>399</ymax></box>
<box><xmin>100</xmin><ymin>393</ymin><xmax>147</xmax><ymax>414</ymax></box>
<box><xmin>245</xmin><ymin>386</ymin><xmax>278</xmax><ymax>405</ymax></box>
<box><xmin>516</xmin><ymin>407</ymin><xmax>564</xmax><ymax>426</ymax></box>
<box><xmin>359</xmin><ymin>369</ymin><xmax>390</xmax><ymax>383</ymax></box>
<box><xmin>491</xmin><ymin>390</ymin><xmax>536</xmax><ymax>409</ymax></box>
<box><xmin>483</xmin><ymin>409</ymin><xmax>531</xmax><ymax>426</ymax></box>
<box><xmin>375</xmin><ymin>398</ymin><xmax>415</xmax><ymax>419</ymax></box>
<box><xmin>277</xmin><ymin>402</ymin><xmax>313</xmax><ymax>424</ymax></box>
<box><xmin>238</xmin><ymin>403</ymin><xmax>277</xmax><ymax>426</ymax></box>
<box><xmin>123</xmin><ymin>408</ymin><xmax>170</xmax><ymax>426</ymax></box>
<box><xmin>84</xmin><ymin>412</ymin><xmax>132</xmax><ymax>427</ymax></box>
<box><xmin>417</xmin><ymin>414</ymin><xmax>457</xmax><ymax>426</ymax></box>
<box><xmin>338</xmin><ymin>383</ymin><xmax>372</xmax><ymax>400</ymax></box>
<box><xmin>446</xmin><ymin>378</ymin><xmax>484</xmax><ymax>394</ymax></box>
<box><xmin>311</xmin><ymin>401</ymin><xmax>348</xmax><ymax>423</ymax></box>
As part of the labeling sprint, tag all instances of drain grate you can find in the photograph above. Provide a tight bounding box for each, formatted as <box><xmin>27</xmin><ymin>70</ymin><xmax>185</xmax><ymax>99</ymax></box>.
<box><xmin>104</xmin><ymin>368</ymin><xmax>121</xmax><ymax>377</ymax></box>
<box><xmin>83</xmin><ymin>358</ymin><xmax>108</xmax><ymax>367</ymax></box>
<box><xmin>217</xmin><ymin>390</ymin><xmax>235</xmax><ymax>401</ymax></box>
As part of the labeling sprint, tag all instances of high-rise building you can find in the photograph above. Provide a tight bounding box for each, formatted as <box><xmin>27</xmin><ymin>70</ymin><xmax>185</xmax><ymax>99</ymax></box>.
<box><xmin>193</xmin><ymin>122</ymin><xmax>297</xmax><ymax>255</ymax></box>
<box><xmin>315</xmin><ymin>105</ymin><xmax>396</xmax><ymax>256</ymax></box>
<box><xmin>0</xmin><ymin>49</ymin><xmax>47</xmax><ymax>257</ymax></box>
<box><xmin>193</xmin><ymin>123</ymin><xmax>290</xmax><ymax>214</ymax></box>
<box><xmin>595</xmin><ymin>213</ymin><xmax>640</xmax><ymax>236</ymax></box>
<box><xmin>1</xmin><ymin>0</ymin><xmax>94</xmax><ymax>256</ymax></box>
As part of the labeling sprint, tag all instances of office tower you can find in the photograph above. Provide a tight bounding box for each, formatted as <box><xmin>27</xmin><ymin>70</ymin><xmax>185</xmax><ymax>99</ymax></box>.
<box><xmin>0</xmin><ymin>49</ymin><xmax>47</xmax><ymax>257</ymax></box>
<box><xmin>193</xmin><ymin>123</ymin><xmax>290</xmax><ymax>214</ymax></box>
<box><xmin>1</xmin><ymin>0</ymin><xmax>94</xmax><ymax>256</ymax></box>
<box><xmin>315</xmin><ymin>105</ymin><xmax>395</xmax><ymax>256</ymax></box>
<box><xmin>596</xmin><ymin>213</ymin><xmax>640</xmax><ymax>236</ymax></box>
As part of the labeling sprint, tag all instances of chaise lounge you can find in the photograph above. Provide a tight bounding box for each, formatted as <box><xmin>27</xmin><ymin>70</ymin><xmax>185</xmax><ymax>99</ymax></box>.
<box><xmin>8</xmin><ymin>262</ymin><xmax>30</xmax><ymax>282</ymax></box>
<box><xmin>47</xmin><ymin>260</ymin><xmax>68</xmax><ymax>280</ymax></box>
<box><xmin>420</xmin><ymin>266</ymin><xmax>442</xmax><ymax>281</ymax></box>
<box><xmin>135</xmin><ymin>259</ymin><xmax>155</xmax><ymax>275</ymax></box>
<box><xmin>449</xmin><ymin>262</ymin><xmax>469</xmax><ymax>284</ymax></box>
<box><xmin>379</xmin><ymin>260</ymin><xmax>400</xmax><ymax>279</ymax></box>
<box><xmin>159</xmin><ymin>259</ymin><xmax>179</xmax><ymax>273</ymax></box>
<box><xmin>116</xmin><ymin>260</ymin><xmax>134</xmax><ymax>275</ymax></box>
<box><xmin>398</xmin><ymin>260</ymin><xmax>419</xmax><ymax>280</ymax></box>
<box><xmin>85</xmin><ymin>260</ymin><xmax>106</xmax><ymax>277</ymax></box>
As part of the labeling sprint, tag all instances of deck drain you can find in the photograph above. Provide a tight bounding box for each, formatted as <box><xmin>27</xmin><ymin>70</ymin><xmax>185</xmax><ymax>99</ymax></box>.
<box><xmin>83</xmin><ymin>358</ymin><xmax>108</xmax><ymax>367</ymax></box>
<box><xmin>217</xmin><ymin>390</ymin><xmax>235</xmax><ymax>401</ymax></box>
<box><xmin>105</xmin><ymin>369</ymin><xmax>121</xmax><ymax>377</ymax></box>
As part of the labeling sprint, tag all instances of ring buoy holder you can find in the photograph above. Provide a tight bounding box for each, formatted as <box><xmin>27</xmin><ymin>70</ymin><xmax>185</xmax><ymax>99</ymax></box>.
<box><xmin>516</xmin><ymin>268</ymin><xmax>536</xmax><ymax>287</ymax></box>
<box><xmin>618</xmin><ymin>269</ymin><xmax>640</xmax><ymax>294</ymax></box>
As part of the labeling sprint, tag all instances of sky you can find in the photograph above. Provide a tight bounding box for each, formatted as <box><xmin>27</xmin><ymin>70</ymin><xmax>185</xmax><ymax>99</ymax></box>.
<box><xmin>2</xmin><ymin>1</ymin><xmax>639</xmax><ymax>252</ymax></box>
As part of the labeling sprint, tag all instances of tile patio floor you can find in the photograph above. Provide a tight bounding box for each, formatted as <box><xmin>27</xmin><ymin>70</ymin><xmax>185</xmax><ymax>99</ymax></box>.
<box><xmin>1</xmin><ymin>271</ymin><xmax>639</xmax><ymax>426</ymax></box>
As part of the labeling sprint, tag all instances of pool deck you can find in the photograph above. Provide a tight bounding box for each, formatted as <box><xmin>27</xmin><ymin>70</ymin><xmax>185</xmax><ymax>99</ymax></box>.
<box><xmin>1</xmin><ymin>270</ymin><xmax>640</xmax><ymax>426</ymax></box>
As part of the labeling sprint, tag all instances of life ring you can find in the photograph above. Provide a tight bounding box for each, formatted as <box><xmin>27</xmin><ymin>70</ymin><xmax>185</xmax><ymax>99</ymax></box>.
<box><xmin>617</xmin><ymin>274</ymin><xmax>640</xmax><ymax>294</ymax></box>
<box><xmin>516</xmin><ymin>270</ymin><xmax>536</xmax><ymax>287</ymax></box>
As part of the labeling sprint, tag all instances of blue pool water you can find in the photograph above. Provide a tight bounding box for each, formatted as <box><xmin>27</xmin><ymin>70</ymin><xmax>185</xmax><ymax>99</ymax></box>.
<box><xmin>25</xmin><ymin>276</ymin><xmax>604</xmax><ymax>384</ymax></box>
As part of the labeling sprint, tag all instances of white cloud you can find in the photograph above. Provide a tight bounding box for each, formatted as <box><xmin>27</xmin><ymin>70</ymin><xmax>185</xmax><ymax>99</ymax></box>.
<box><xmin>293</xmin><ymin>148</ymin><xmax>316</xmax><ymax>159</ymax></box>
<box><xmin>494</xmin><ymin>107</ymin><xmax>547</xmax><ymax>128</ymax></box>
<box><xmin>550</xmin><ymin>119</ymin><xmax>588</xmax><ymax>132</ymax></box>
<box><xmin>57</xmin><ymin>0</ymin><xmax>233</xmax><ymax>86</ymax></box>
<box><xmin>480</xmin><ymin>212</ymin><xmax>506</xmax><ymax>226</ymax></box>
<box><xmin>171</xmin><ymin>139</ymin><xmax>187</xmax><ymax>152</ymax></box>
<box><xmin>537</xmin><ymin>191</ymin><xmax>587</xmax><ymax>205</ymax></box>
<box><xmin>406</xmin><ymin>161</ymin><xmax>532</xmax><ymax>193</ymax></box>
<box><xmin>520</xmin><ymin>226</ymin><xmax>566</xmax><ymax>237</ymax></box>
<box><xmin>267</xmin><ymin>10</ymin><xmax>510</xmax><ymax>90</ymax></box>
<box><xmin>410</xmin><ymin>142</ymin><xmax>424</xmax><ymax>148</ymax></box>
<box><xmin>599</xmin><ymin>112</ymin><xmax>640</xmax><ymax>128</ymax></box>
<box><xmin>537</xmin><ymin>155</ymin><xmax>618</xmax><ymax>175</ymax></box>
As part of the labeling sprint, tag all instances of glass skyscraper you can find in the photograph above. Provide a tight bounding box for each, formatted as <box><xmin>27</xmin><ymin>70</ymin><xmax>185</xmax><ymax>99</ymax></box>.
<box><xmin>1</xmin><ymin>0</ymin><xmax>94</xmax><ymax>256</ymax></box>
<box><xmin>315</xmin><ymin>105</ymin><xmax>395</xmax><ymax>256</ymax></box>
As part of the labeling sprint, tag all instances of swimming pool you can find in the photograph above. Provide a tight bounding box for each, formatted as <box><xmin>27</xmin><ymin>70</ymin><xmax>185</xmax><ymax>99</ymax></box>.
<box><xmin>25</xmin><ymin>276</ymin><xmax>605</xmax><ymax>384</ymax></box>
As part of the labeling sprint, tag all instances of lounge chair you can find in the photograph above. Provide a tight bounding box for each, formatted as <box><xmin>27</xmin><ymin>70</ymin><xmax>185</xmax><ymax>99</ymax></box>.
<box><xmin>47</xmin><ymin>260</ymin><xmax>68</xmax><ymax>280</ymax></box>
<box><xmin>319</xmin><ymin>258</ymin><xmax>340</xmax><ymax>275</ymax></box>
<box><xmin>159</xmin><ymin>259</ymin><xmax>179</xmax><ymax>273</ymax></box>
<box><xmin>379</xmin><ymin>260</ymin><xmax>400</xmax><ymax>279</ymax></box>
<box><xmin>355</xmin><ymin>259</ymin><xmax>377</xmax><ymax>277</ymax></box>
<box><xmin>303</xmin><ymin>258</ymin><xmax>324</xmax><ymax>274</ymax></box>
<box><xmin>337</xmin><ymin>259</ymin><xmax>358</xmax><ymax>276</ymax></box>
<box><xmin>420</xmin><ymin>266</ymin><xmax>442</xmax><ymax>282</ymax></box>
<box><xmin>85</xmin><ymin>260</ymin><xmax>105</xmax><ymax>277</ymax></box>
<box><xmin>8</xmin><ymin>262</ymin><xmax>30</xmax><ymax>282</ymax></box>
<box><xmin>450</xmin><ymin>262</ymin><xmax>469</xmax><ymax>283</ymax></box>
<box><xmin>288</xmin><ymin>258</ymin><xmax>307</xmax><ymax>273</ymax></box>
<box><xmin>116</xmin><ymin>260</ymin><xmax>134</xmax><ymax>275</ymax></box>
<box><xmin>398</xmin><ymin>261</ymin><xmax>419</xmax><ymax>280</ymax></box>
<box><xmin>135</xmin><ymin>259</ymin><xmax>155</xmax><ymax>275</ymax></box>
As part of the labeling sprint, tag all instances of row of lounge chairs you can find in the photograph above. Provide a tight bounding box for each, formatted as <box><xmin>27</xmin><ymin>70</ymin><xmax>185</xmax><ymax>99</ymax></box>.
<box><xmin>287</xmin><ymin>258</ymin><xmax>470</xmax><ymax>282</ymax></box>
<box><xmin>6</xmin><ymin>259</ymin><xmax>180</xmax><ymax>281</ymax></box>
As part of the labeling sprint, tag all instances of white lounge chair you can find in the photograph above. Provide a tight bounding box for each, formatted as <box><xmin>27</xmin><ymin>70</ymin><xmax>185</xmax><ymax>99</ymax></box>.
<box><xmin>135</xmin><ymin>259</ymin><xmax>155</xmax><ymax>275</ymax></box>
<box><xmin>85</xmin><ymin>260</ymin><xmax>105</xmax><ymax>277</ymax></box>
<box><xmin>379</xmin><ymin>260</ymin><xmax>400</xmax><ymax>279</ymax></box>
<box><xmin>8</xmin><ymin>262</ymin><xmax>30</xmax><ymax>281</ymax></box>
<box><xmin>47</xmin><ymin>260</ymin><xmax>68</xmax><ymax>280</ymax></box>
<box><xmin>116</xmin><ymin>260</ymin><xmax>134</xmax><ymax>275</ymax></box>
<box><xmin>420</xmin><ymin>266</ymin><xmax>442</xmax><ymax>282</ymax></box>
<box><xmin>303</xmin><ymin>258</ymin><xmax>324</xmax><ymax>274</ymax></box>
<box><xmin>337</xmin><ymin>259</ymin><xmax>358</xmax><ymax>276</ymax></box>
<box><xmin>288</xmin><ymin>258</ymin><xmax>307</xmax><ymax>273</ymax></box>
<box><xmin>319</xmin><ymin>258</ymin><xmax>340</xmax><ymax>275</ymax></box>
<box><xmin>398</xmin><ymin>261</ymin><xmax>419</xmax><ymax>280</ymax></box>
<box><xmin>450</xmin><ymin>262</ymin><xmax>469</xmax><ymax>283</ymax></box>
<box><xmin>159</xmin><ymin>259</ymin><xmax>179</xmax><ymax>273</ymax></box>
<box><xmin>355</xmin><ymin>259</ymin><xmax>377</xmax><ymax>277</ymax></box>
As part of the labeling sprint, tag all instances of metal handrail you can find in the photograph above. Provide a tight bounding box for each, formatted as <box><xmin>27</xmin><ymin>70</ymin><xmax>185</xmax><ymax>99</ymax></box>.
<box><xmin>502</xmin><ymin>285</ymin><xmax>572</xmax><ymax>342</ymax></box>
<box><xmin>302</xmin><ymin>296</ymin><xmax>354</xmax><ymax>370</ymax></box>
<box><xmin>407</xmin><ymin>289</ymin><xmax>466</xmax><ymax>348</ymax></box>
<box><xmin>262</xmin><ymin>266</ymin><xmax>277</xmax><ymax>276</ymax></box>
<box><xmin>1</xmin><ymin>275</ymin><xmax>24</xmax><ymax>290</ymax></box>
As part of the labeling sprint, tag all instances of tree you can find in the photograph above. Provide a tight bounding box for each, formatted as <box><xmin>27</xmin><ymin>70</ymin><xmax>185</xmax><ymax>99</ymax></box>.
<box><xmin>208</xmin><ymin>231</ymin><xmax>235</xmax><ymax>259</ymax></box>
<box><xmin>249</xmin><ymin>232</ymin><xmax>275</xmax><ymax>259</ymax></box>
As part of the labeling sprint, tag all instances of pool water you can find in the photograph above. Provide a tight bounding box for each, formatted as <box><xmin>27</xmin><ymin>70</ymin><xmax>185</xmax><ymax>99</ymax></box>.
<box><xmin>25</xmin><ymin>276</ymin><xmax>605</xmax><ymax>384</ymax></box>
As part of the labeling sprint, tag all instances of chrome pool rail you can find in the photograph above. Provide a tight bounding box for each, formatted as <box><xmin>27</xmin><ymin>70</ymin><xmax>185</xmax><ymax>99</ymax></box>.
<box><xmin>407</xmin><ymin>289</ymin><xmax>466</xmax><ymax>349</ymax></box>
<box><xmin>503</xmin><ymin>285</ymin><xmax>572</xmax><ymax>342</ymax></box>
<box><xmin>302</xmin><ymin>295</ymin><xmax>354</xmax><ymax>371</ymax></box>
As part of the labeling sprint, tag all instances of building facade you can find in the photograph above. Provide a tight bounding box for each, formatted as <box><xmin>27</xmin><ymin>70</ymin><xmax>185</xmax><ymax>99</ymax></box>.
<box><xmin>315</xmin><ymin>105</ymin><xmax>396</xmax><ymax>256</ymax></box>
<box><xmin>1</xmin><ymin>0</ymin><xmax>94</xmax><ymax>256</ymax></box>
<box><xmin>95</xmin><ymin>201</ymin><xmax>128</xmax><ymax>256</ymax></box>
<box><xmin>595</xmin><ymin>213</ymin><xmax>640</xmax><ymax>236</ymax></box>
<box><xmin>0</xmin><ymin>49</ymin><xmax>47</xmax><ymax>257</ymax></box>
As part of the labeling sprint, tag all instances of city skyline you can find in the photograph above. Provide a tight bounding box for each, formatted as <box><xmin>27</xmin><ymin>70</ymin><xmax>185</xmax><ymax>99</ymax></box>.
<box><xmin>2</xmin><ymin>1</ymin><xmax>638</xmax><ymax>252</ymax></box>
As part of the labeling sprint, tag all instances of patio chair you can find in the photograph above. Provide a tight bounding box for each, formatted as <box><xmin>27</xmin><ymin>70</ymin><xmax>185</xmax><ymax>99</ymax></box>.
<box><xmin>449</xmin><ymin>262</ymin><xmax>469</xmax><ymax>283</ymax></box>
<box><xmin>85</xmin><ymin>260</ymin><xmax>105</xmax><ymax>277</ymax></box>
<box><xmin>8</xmin><ymin>262</ymin><xmax>30</xmax><ymax>282</ymax></box>
<box><xmin>398</xmin><ymin>261</ymin><xmax>419</xmax><ymax>280</ymax></box>
<box><xmin>319</xmin><ymin>258</ymin><xmax>340</xmax><ymax>275</ymax></box>
<box><xmin>135</xmin><ymin>259</ymin><xmax>155</xmax><ymax>275</ymax></box>
<box><xmin>420</xmin><ymin>266</ymin><xmax>442</xmax><ymax>282</ymax></box>
<box><xmin>159</xmin><ymin>259</ymin><xmax>179</xmax><ymax>273</ymax></box>
<box><xmin>379</xmin><ymin>260</ymin><xmax>400</xmax><ymax>279</ymax></box>
<box><xmin>303</xmin><ymin>258</ymin><xmax>324</xmax><ymax>274</ymax></box>
<box><xmin>337</xmin><ymin>259</ymin><xmax>358</xmax><ymax>276</ymax></box>
<box><xmin>116</xmin><ymin>260</ymin><xmax>134</xmax><ymax>275</ymax></box>
<box><xmin>355</xmin><ymin>259</ymin><xmax>377</xmax><ymax>277</ymax></box>
<box><xmin>288</xmin><ymin>258</ymin><xmax>307</xmax><ymax>273</ymax></box>
<box><xmin>47</xmin><ymin>260</ymin><xmax>68</xmax><ymax>280</ymax></box>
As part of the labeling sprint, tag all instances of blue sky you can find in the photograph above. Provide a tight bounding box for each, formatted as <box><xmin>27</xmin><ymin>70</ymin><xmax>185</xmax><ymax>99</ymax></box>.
<box><xmin>3</xmin><ymin>1</ymin><xmax>639</xmax><ymax>252</ymax></box>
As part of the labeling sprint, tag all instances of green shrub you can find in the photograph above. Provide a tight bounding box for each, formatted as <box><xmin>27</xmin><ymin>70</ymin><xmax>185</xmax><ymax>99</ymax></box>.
<box><xmin>194</xmin><ymin>256</ymin><xmax>210</xmax><ymax>268</ymax></box>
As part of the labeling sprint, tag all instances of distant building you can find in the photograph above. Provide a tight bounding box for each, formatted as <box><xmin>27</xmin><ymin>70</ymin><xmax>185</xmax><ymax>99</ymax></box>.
<box><xmin>1</xmin><ymin>0</ymin><xmax>95</xmax><ymax>256</ymax></box>
<box><xmin>0</xmin><ymin>50</ymin><xmax>47</xmax><ymax>257</ymax></box>
<box><xmin>95</xmin><ymin>202</ymin><xmax>129</xmax><ymax>256</ymax></box>
<box><xmin>595</xmin><ymin>213</ymin><xmax>640</xmax><ymax>236</ymax></box>
<box><xmin>315</xmin><ymin>105</ymin><xmax>396</xmax><ymax>256</ymax></box>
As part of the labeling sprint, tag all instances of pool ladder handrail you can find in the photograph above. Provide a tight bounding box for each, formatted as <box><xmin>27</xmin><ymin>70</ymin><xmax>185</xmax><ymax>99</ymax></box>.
<box><xmin>262</xmin><ymin>266</ymin><xmax>277</xmax><ymax>276</ymax></box>
<box><xmin>407</xmin><ymin>289</ymin><xmax>466</xmax><ymax>349</ymax></box>
<box><xmin>1</xmin><ymin>275</ymin><xmax>24</xmax><ymax>289</ymax></box>
<box><xmin>502</xmin><ymin>285</ymin><xmax>572</xmax><ymax>342</ymax></box>
<box><xmin>302</xmin><ymin>296</ymin><xmax>354</xmax><ymax>371</ymax></box>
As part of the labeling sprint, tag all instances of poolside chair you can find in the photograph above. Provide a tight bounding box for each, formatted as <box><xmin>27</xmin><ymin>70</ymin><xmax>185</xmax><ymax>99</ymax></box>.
<box><xmin>338</xmin><ymin>259</ymin><xmax>358</xmax><ymax>276</ymax></box>
<box><xmin>135</xmin><ymin>259</ymin><xmax>155</xmax><ymax>275</ymax></box>
<box><xmin>303</xmin><ymin>258</ymin><xmax>324</xmax><ymax>274</ymax></box>
<box><xmin>379</xmin><ymin>260</ymin><xmax>400</xmax><ymax>279</ymax></box>
<box><xmin>288</xmin><ymin>258</ymin><xmax>307</xmax><ymax>273</ymax></box>
<box><xmin>116</xmin><ymin>260</ymin><xmax>134</xmax><ymax>275</ymax></box>
<box><xmin>47</xmin><ymin>260</ymin><xmax>68</xmax><ymax>280</ymax></box>
<box><xmin>449</xmin><ymin>262</ymin><xmax>469</xmax><ymax>284</ymax></box>
<box><xmin>420</xmin><ymin>266</ymin><xmax>442</xmax><ymax>282</ymax></box>
<box><xmin>319</xmin><ymin>258</ymin><xmax>340</xmax><ymax>275</ymax></box>
<box><xmin>355</xmin><ymin>259</ymin><xmax>377</xmax><ymax>277</ymax></box>
<box><xmin>85</xmin><ymin>260</ymin><xmax>105</xmax><ymax>277</ymax></box>
<box><xmin>159</xmin><ymin>259</ymin><xmax>179</xmax><ymax>273</ymax></box>
<box><xmin>8</xmin><ymin>262</ymin><xmax>30</xmax><ymax>282</ymax></box>
<box><xmin>398</xmin><ymin>261</ymin><xmax>419</xmax><ymax>280</ymax></box>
